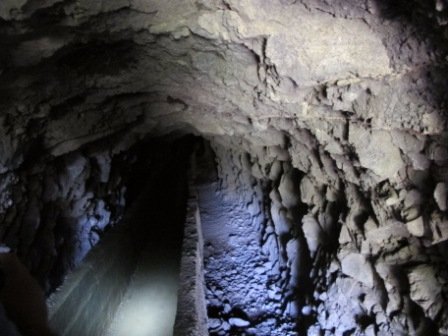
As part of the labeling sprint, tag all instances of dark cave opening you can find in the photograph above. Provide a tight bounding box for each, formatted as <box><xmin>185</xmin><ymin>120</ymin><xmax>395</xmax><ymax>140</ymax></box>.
<box><xmin>42</xmin><ymin>135</ymin><xmax>321</xmax><ymax>336</ymax></box>
<box><xmin>46</xmin><ymin>135</ymin><xmax>196</xmax><ymax>336</ymax></box>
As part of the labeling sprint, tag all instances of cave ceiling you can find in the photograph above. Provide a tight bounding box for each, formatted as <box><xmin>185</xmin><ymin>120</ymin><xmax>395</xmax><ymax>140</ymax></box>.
<box><xmin>0</xmin><ymin>0</ymin><xmax>447</xmax><ymax>185</ymax></box>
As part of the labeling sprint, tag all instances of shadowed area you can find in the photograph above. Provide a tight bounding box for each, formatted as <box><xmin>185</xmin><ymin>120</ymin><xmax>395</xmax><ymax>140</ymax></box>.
<box><xmin>47</xmin><ymin>140</ymin><xmax>189</xmax><ymax>336</ymax></box>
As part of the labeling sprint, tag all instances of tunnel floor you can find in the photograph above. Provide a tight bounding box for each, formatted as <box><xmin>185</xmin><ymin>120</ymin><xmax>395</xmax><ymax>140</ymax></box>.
<box><xmin>104</xmin><ymin>235</ymin><xmax>181</xmax><ymax>336</ymax></box>
<box><xmin>195</xmin><ymin>148</ymin><xmax>296</xmax><ymax>335</ymax></box>
<box><xmin>104</xmin><ymin>188</ymin><xmax>184</xmax><ymax>336</ymax></box>
<box><xmin>48</xmin><ymin>148</ymin><xmax>187</xmax><ymax>336</ymax></box>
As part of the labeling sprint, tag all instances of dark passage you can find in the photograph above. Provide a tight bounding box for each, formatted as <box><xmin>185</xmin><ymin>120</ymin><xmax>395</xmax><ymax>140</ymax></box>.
<box><xmin>48</xmin><ymin>138</ymin><xmax>193</xmax><ymax>336</ymax></box>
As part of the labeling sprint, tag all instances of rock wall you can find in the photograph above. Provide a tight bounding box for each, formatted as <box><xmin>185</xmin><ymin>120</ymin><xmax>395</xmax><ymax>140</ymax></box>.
<box><xmin>208</xmin><ymin>132</ymin><xmax>448</xmax><ymax>335</ymax></box>
<box><xmin>48</xmin><ymin>137</ymin><xmax>194</xmax><ymax>336</ymax></box>
<box><xmin>0</xmin><ymin>140</ymin><xmax>128</xmax><ymax>291</ymax></box>
<box><xmin>0</xmin><ymin>135</ymin><xmax>174</xmax><ymax>292</ymax></box>
<box><xmin>199</xmin><ymin>140</ymin><xmax>296</xmax><ymax>335</ymax></box>
<box><xmin>174</xmin><ymin>156</ymin><xmax>208</xmax><ymax>336</ymax></box>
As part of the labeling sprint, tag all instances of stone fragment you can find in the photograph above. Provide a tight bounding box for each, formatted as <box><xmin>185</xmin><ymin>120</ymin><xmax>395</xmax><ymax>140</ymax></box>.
<box><xmin>408</xmin><ymin>152</ymin><xmax>430</xmax><ymax>171</ymax></box>
<box><xmin>429</xmin><ymin>144</ymin><xmax>448</xmax><ymax>165</ymax></box>
<box><xmin>229</xmin><ymin>317</ymin><xmax>250</xmax><ymax>328</ymax></box>
<box><xmin>261</xmin><ymin>234</ymin><xmax>278</xmax><ymax>259</ymax></box>
<box><xmin>269</xmin><ymin>189</ymin><xmax>282</xmax><ymax>206</ymax></box>
<box><xmin>307</xmin><ymin>324</ymin><xmax>322</xmax><ymax>336</ymax></box>
<box><xmin>94</xmin><ymin>154</ymin><xmax>112</xmax><ymax>183</ymax></box>
<box><xmin>285</xmin><ymin>300</ymin><xmax>299</xmax><ymax>318</ymax></box>
<box><xmin>364</xmin><ymin>324</ymin><xmax>376</xmax><ymax>336</ymax></box>
<box><xmin>365</xmin><ymin>220</ymin><xmax>409</xmax><ymax>254</ymax></box>
<box><xmin>341</xmin><ymin>253</ymin><xmax>376</xmax><ymax>288</ymax></box>
<box><xmin>267</xmin><ymin>146</ymin><xmax>290</xmax><ymax>161</ymax></box>
<box><xmin>318</xmin><ymin>278</ymin><xmax>364</xmax><ymax>333</ymax></box>
<box><xmin>385</xmin><ymin>191</ymin><xmax>400</xmax><ymax>206</ymax></box>
<box><xmin>402</xmin><ymin>189</ymin><xmax>423</xmax><ymax>221</ymax></box>
<box><xmin>434</xmin><ymin>182</ymin><xmax>447</xmax><ymax>211</ymax></box>
<box><xmin>363</xmin><ymin>217</ymin><xmax>378</xmax><ymax>233</ymax></box>
<box><xmin>278</xmin><ymin>169</ymin><xmax>300</xmax><ymax>208</ymax></box>
<box><xmin>429</xmin><ymin>219</ymin><xmax>448</xmax><ymax>244</ymax></box>
<box><xmin>208</xmin><ymin>318</ymin><xmax>222</xmax><ymax>330</ymax></box>
<box><xmin>404</xmin><ymin>189</ymin><xmax>423</xmax><ymax>208</ymax></box>
<box><xmin>302</xmin><ymin>214</ymin><xmax>324</xmax><ymax>256</ymax></box>
<box><xmin>0</xmin><ymin>245</ymin><xmax>11</xmax><ymax>253</ymax></box>
<box><xmin>391</xmin><ymin>130</ymin><xmax>424</xmax><ymax>153</ymax></box>
<box><xmin>301</xmin><ymin>305</ymin><xmax>313</xmax><ymax>316</ymax></box>
<box><xmin>320</xmin><ymin>152</ymin><xmax>339</xmax><ymax>181</ymax></box>
<box><xmin>299</xmin><ymin>176</ymin><xmax>323</xmax><ymax>207</ymax></box>
<box><xmin>406</xmin><ymin>216</ymin><xmax>425</xmax><ymax>237</ymax></box>
<box><xmin>286</xmin><ymin>238</ymin><xmax>300</xmax><ymax>289</ymax></box>
<box><xmin>268</xmin><ymin>161</ymin><xmax>282</xmax><ymax>181</ymax></box>
<box><xmin>221</xmin><ymin>321</ymin><xmax>230</xmax><ymax>332</ymax></box>
<box><xmin>375</xmin><ymin>262</ymin><xmax>403</xmax><ymax>315</ymax></box>
<box><xmin>383</xmin><ymin>244</ymin><xmax>426</xmax><ymax>265</ymax></box>
<box><xmin>349</xmin><ymin>125</ymin><xmax>404</xmax><ymax>180</ymax></box>
<box><xmin>270</xmin><ymin>205</ymin><xmax>292</xmax><ymax>236</ymax></box>
<box><xmin>408</xmin><ymin>265</ymin><xmax>442</xmax><ymax>320</ymax></box>
<box><xmin>338</xmin><ymin>225</ymin><xmax>352</xmax><ymax>245</ymax></box>
<box><xmin>251</xmin><ymin>163</ymin><xmax>264</xmax><ymax>179</ymax></box>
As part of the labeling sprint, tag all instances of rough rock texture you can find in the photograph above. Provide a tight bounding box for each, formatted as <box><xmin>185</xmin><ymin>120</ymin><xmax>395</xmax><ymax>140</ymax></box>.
<box><xmin>48</xmin><ymin>139</ymin><xmax>192</xmax><ymax>336</ymax></box>
<box><xmin>197</xmin><ymin>142</ymin><xmax>297</xmax><ymax>335</ymax></box>
<box><xmin>0</xmin><ymin>0</ymin><xmax>448</xmax><ymax>335</ymax></box>
<box><xmin>0</xmin><ymin>140</ymin><xmax>130</xmax><ymax>291</ymax></box>
<box><xmin>174</xmin><ymin>154</ymin><xmax>208</xmax><ymax>336</ymax></box>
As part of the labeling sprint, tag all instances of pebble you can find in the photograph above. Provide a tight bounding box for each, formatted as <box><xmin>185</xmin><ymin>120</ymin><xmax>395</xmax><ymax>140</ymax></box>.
<box><xmin>229</xmin><ymin>317</ymin><xmax>250</xmax><ymax>328</ymax></box>
<box><xmin>301</xmin><ymin>305</ymin><xmax>313</xmax><ymax>316</ymax></box>
<box><xmin>208</xmin><ymin>318</ymin><xmax>222</xmax><ymax>330</ymax></box>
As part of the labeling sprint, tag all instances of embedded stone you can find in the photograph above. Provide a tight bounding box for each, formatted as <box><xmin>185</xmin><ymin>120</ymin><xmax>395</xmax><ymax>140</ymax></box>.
<box><xmin>365</xmin><ymin>221</ymin><xmax>410</xmax><ymax>254</ymax></box>
<box><xmin>338</xmin><ymin>225</ymin><xmax>352</xmax><ymax>245</ymax></box>
<box><xmin>302</xmin><ymin>214</ymin><xmax>324</xmax><ymax>256</ymax></box>
<box><xmin>349</xmin><ymin>125</ymin><xmax>404</xmax><ymax>180</ymax></box>
<box><xmin>406</xmin><ymin>216</ymin><xmax>425</xmax><ymax>237</ymax></box>
<box><xmin>229</xmin><ymin>317</ymin><xmax>250</xmax><ymax>328</ymax></box>
<box><xmin>434</xmin><ymin>182</ymin><xmax>447</xmax><ymax>211</ymax></box>
<box><xmin>341</xmin><ymin>253</ymin><xmax>376</xmax><ymax>288</ymax></box>
<box><xmin>278</xmin><ymin>169</ymin><xmax>300</xmax><ymax>208</ymax></box>
<box><xmin>408</xmin><ymin>265</ymin><xmax>443</xmax><ymax>320</ymax></box>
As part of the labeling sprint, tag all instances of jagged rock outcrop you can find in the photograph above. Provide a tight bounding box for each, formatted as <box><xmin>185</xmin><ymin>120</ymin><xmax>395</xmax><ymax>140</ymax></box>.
<box><xmin>0</xmin><ymin>0</ymin><xmax>448</xmax><ymax>335</ymax></box>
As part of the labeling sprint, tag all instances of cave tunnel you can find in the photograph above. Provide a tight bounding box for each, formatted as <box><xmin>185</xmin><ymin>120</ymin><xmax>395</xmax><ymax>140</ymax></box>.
<box><xmin>1</xmin><ymin>1</ymin><xmax>448</xmax><ymax>336</ymax></box>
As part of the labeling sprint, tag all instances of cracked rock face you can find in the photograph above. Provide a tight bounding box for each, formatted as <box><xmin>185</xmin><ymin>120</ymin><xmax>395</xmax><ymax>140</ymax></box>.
<box><xmin>1</xmin><ymin>0</ymin><xmax>448</xmax><ymax>335</ymax></box>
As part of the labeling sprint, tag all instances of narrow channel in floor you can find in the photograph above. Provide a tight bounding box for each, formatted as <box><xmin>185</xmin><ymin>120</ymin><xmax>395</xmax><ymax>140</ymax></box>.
<box><xmin>48</xmin><ymin>143</ymin><xmax>189</xmax><ymax>336</ymax></box>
